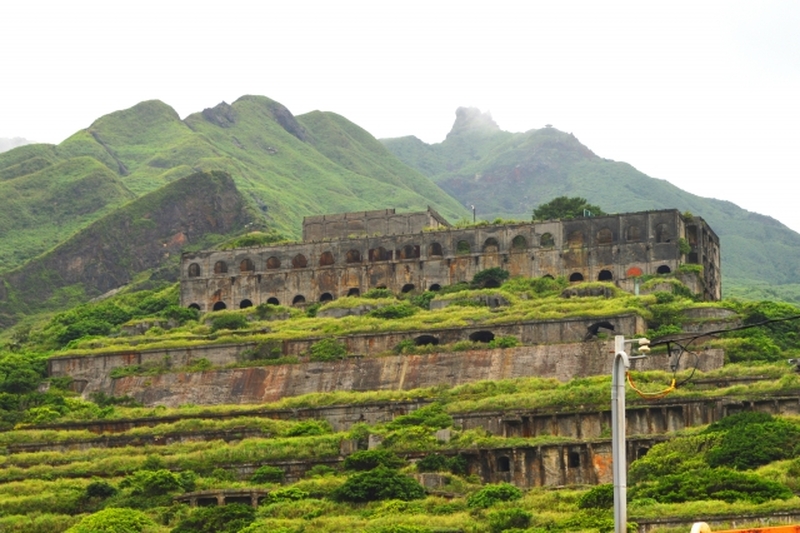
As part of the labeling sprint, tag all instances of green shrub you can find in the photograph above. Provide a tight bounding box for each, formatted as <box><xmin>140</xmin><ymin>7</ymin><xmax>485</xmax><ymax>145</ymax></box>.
<box><xmin>266</xmin><ymin>487</ymin><xmax>309</xmax><ymax>503</ymax></box>
<box><xmin>306</xmin><ymin>464</ymin><xmax>337</xmax><ymax>478</ymax></box>
<box><xmin>285</xmin><ymin>419</ymin><xmax>332</xmax><ymax>437</ymax></box>
<box><xmin>705</xmin><ymin>414</ymin><xmax>800</xmax><ymax>470</ymax></box>
<box><xmin>309</xmin><ymin>338</ymin><xmax>347</xmax><ymax>361</ymax></box>
<box><xmin>578</xmin><ymin>483</ymin><xmax>614</xmax><ymax>509</ymax></box>
<box><xmin>84</xmin><ymin>480</ymin><xmax>117</xmax><ymax>500</ymax></box>
<box><xmin>344</xmin><ymin>450</ymin><xmax>405</xmax><ymax>471</ymax></box>
<box><xmin>306</xmin><ymin>302</ymin><xmax>322</xmax><ymax>317</ymax></box>
<box><xmin>364</xmin><ymin>288</ymin><xmax>394</xmax><ymax>299</ymax></box>
<box><xmin>409</xmin><ymin>291</ymin><xmax>436</xmax><ymax>309</ymax></box>
<box><xmin>489</xmin><ymin>335</ymin><xmax>519</xmax><ymax>349</ymax></box>
<box><xmin>368</xmin><ymin>303</ymin><xmax>417</xmax><ymax>319</ymax></box>
<box><xmin>385</xmin><ymin>403</ymin><xmax>452</xmax><ymax>430</ymax></box>
<box><xmin>630</xmin><ymin>467</ymin><xmax>792</xmax><ymax>503</ymax></box>
<box><xmin>467</xmin><ymin>483</ymin><xmax>523</xmax><ymax>508</ymax></box>
<box><xmin>160</xmin><ymin>305</ymin><xmax>199</xmax><ymax>324</ymax></box>
<box><xmin>487</xmin><ymin>507</ymin><xmax>532</xmax><ymax>533</ymax></box>
<box><xmin>251</xmin><ymin>465</ymin><xmax>285</xmax><ymax>484</ymax></box>
<box><xmin>172</xmin><ymin>503</ymin><xmax>256</xmax><ymax>533</ymax></box>
<box><xmin>210</xmin><ymin>313</ymin><xmax>249</xmax><ymax>332</ymax></box>
<box><xmin>472</xmin><ymin>267</ymin><xmax>510</xmax><ymax>288</ymax></box>
<box><xmin>416</xmin><ymin>453</ymin><xmax>449</xmax><ymax>472</ymax></box>
<box><xmin>331</xmin><ymin>466</ymin><xmax>426</xmax><ymax>502</ymax></box>
<box><xmin>240</xmin><ymin>340</ymin><xmax>283</xmax><ymax>361</ymax></box>
<box><xmin>66</xmin><ymin>508</ymin><xmax>155</xmax><ymax>533</ymax></box>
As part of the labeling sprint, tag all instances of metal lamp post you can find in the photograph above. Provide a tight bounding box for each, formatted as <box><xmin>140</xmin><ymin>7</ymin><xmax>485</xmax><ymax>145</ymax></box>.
<box><xmin>612</xmin><ymin>335</ymin><xmax>649</xmax><ymax>533</ymax></box>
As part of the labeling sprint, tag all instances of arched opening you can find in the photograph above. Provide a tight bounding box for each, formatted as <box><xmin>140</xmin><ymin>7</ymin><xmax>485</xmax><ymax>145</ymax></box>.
<box><xmin>292</xmin><ymin>254</ymin><xmax>308</xmax><ymax>269</ymax></box>
<box><xmin>369</xmin><ymin>247</ymin><xmax>391</xmax><ymax>261</ymax></box>
<box><xmin>319</xmin><ymin>292</ymin><xmax>334</xmax><ymax>302</ymax></box>
<box><xmin>212</xmin><ymin>301</ymin><xmax>227</xmax><ymax>311</ymax></box>
<box><xmin>511</xmin><ymin>235</ymin><xmax>528</xmax><ymax>250</ymax></box>
<box><xmin>656</xmin><ymin>223</ymin><xmax>671</xmax><ymax>243</ymax></box>
<box><xmin>626</xmin><ymin>225</ymin><xmax>642</xmax><ymax>242</ymax></box>
<box><xmin>598</xmin><ymin>270</ymin><xmax>613</xmax><ymax>281</ymax></box>
<box><xmin>239</xmin><ymin>299</ymin><xmax>253</xmax><ymax>309</ymax></box>
<box><xmin>347</xmin><ymin>288</ymin><xmax>361</xmax><ymax>297</ymax></box>
<box><xmin>188</xmin><ymin>303</ymin><xmax>201</xmax><ymax>310</ymax></box>
<box><xmin>542</xmin><ymin>274</ymin><xmax>554</xmax><ymax>279</ymax></box>
<box><xmin>414</xmin><ymin>335</ymin><xmax>439</xmax><ymax>346</ymax></box>
<box><xmin>456</xmin><ymin>240</ymin><xmax>471</xmax><ymax>255</ymax></box>
<box><xmin>568</xmin><ymin>450</ymin><xmax>581</xmax><ymax>468</ymax></box>
<box><xmin>292</xmin><ymin>295</ymin><xmax>306</xmax><ymax>306</ymax></box>
<box><xmin>497</xmin><ymin>456</ymin><xmax>511</xmax><ymax>472</ymax></box>
<box><xmin>469</xmin><ymin>330</ymin><xmax>495</xmax><ymax>343</ymax></box>
<box><xmin>483</xmin><ymin>237</ymin><xmax>499</xmax><ymax>253</ymax></box>
<box><xmin>401</xmin><ymin>284</ymin><xmax>415</xmax><ymax>293</ymax></box>
<box><xmin>376</xmin><ymin>285</ymin><xmax>387</xmax><ymax>290</ymax></box>
<box><xmin>428</xmin><ymin>242</ymin><xmax>443</xmax><ymax>257</ymax></box>
<box><xmin>540</xmin><ymin>233</ymin><xmax>555</xmax><ymax>247</ymax></box>
<box><xmin>567</xmin><ymin>230</ymin><xmax>584</xmax><ymax>247</ymax></box>
<box><xmin>345</xmin><ymin>249</ymin><xmax>361</xmax><ymax>263</ymax></box>
<box><xmin>188</xmin><ymin>263</ymin><xmax>201</xmax><ymax>277</ymax></box>
<box><xmin>240</xmin><ymin>258</ymin><xmax>255</xmax><ymax>272</ymax></box>
<box><xmin>398</xmin><ymin>244</ymin><xmax>420</xmax><ymax>260</ymax></box>
<box><xmin>267</xmin><ymin>297</ymin><xmax>280</xmax><ymax>305</ymax></box>
<box><xmin>319</xmin><ymin>251</ymin><xmax>335</xmax><ymax>266</ymax></box>
<box><xmin>626</xmin><ymin>266</ymin><xmax>643</xmax><ymax>277</ymax></box>
<box><xmin>429</xmin><ymin>283</ymin><xmax>442</xmax><ymax>291</ymax></box>
<box><xmin>657</xmin><ymin>265</ymin><xmax>671</xmax><ymax>274</ymax></box>
<box><xmin>569</xmin><ymin>272</ymin><xmax>584</xmax><ymax>282</ymax></box>
<box><xmin>266</xmin><ymin>256</ymin><xmax>281</xmax><ymax>269</ymax></box>
<box><xmin>597</xmin><ymin>227</ymin><xmax>613</xmax><ymax>244</ymax></box>
<box><xmin>214</xmin><ymin>261</ymin><xmax>228</xmax><ymax>274</ymax></box>
<box><xmin>637</xmin><ymin>447</ymin><xmax>650</xmax><ymax>460</ymax></box>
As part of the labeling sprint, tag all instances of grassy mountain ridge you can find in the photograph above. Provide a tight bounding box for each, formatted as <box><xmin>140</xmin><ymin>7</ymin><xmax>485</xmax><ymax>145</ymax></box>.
<box><xmin>383</xmin><ymin>111</ymin><xmax>800</xmax><ymax>300</ymax></box>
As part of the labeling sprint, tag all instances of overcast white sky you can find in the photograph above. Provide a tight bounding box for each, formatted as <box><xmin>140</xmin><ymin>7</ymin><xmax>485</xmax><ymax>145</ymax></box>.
<box><xmin>3</xmin><ymin>1</ymin><xmax>799</xmax><ymax>231</ymax></box>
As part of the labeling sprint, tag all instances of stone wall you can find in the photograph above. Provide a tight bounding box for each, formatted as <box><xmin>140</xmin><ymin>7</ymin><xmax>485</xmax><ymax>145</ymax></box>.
<box><xmin>180</xmin><ymin>209</ymin><xmax>722</xmax><ymax>311</ymax></box>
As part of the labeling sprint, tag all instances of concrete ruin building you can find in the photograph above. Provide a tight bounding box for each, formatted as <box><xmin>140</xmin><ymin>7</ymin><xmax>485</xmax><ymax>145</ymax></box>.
<box><xmin>180</xmin><ymin>207</ymin><xmax>721</xmax><ymax>311</ymax></box>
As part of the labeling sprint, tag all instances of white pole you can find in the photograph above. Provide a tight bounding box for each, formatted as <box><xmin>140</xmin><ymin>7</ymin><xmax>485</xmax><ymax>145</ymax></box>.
<box><xmin>612</xmin><ymin>335</ymin><xmax>630</xmax><ymax>533</ymax></box>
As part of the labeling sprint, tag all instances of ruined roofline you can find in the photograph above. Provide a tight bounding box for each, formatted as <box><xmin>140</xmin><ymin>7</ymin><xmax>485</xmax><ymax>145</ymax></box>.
<box><xmin>426</xmin><ymin>206</ymin><xmax>452</xmax><ymax>228</ymax></box>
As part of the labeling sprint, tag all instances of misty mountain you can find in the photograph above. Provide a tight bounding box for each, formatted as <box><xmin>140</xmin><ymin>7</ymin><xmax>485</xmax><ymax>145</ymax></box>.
<box><xmin>0</xmin><ymin>137</ymin><xmax>35</xmax><ymax>154</ymax></box>
<box><xmin>382</xmin><ymin>108</ymin><xmax>800</xmax><ymax>301</ymax></box>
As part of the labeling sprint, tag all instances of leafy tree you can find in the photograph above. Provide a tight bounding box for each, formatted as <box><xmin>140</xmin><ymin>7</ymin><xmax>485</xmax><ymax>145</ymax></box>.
<box><xmin>331</xmin><ymin>466</ymin><xmax>426</xmax><ymax>502</ymax></box>
<box><xmin>578</xmin><ymin>483</ymin><xmax>614</xmax><ymax>509</ymax></box>
<box><xmin>210</xmin><ymin>313</ymin><xmax>249</xmax><ymax>332</ymax></box>
<box><xmin>171</xmin><ymin>503</ymin><xmax>256</xmax><ymax>533</ymax></box>
<box><xmin>532</xmin><ymin>196</ymin><xmax>606</xmax><ymax>221</ymax></box>
<box><xmin>250</xmin><ymin>465</ymin><xmax>285</xmax><ymax>483</ymax></box>
<box><xmin>344</xmin><ymin>450</ymin><xmax>406</xmax><ymax>471</ymax></box>
<box><xmin>487</xmin><ymin>507</ymin><xmax>532</xmax><ymax>533</ymax></box>
<box><xmin>308</xmin><ymin>338</ymin><xmax>347</xmax><ymax>361</ymax></box>
<box><xmin>471</xmin><ymin>267</ymin><xmax>510</xmax><ymax>288</ymax></box>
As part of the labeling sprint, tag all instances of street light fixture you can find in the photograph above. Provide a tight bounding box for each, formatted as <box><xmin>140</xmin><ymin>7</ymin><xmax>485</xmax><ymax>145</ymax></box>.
<box><xmin>612</xmin><ymin>335</ymin><xmax>650</xmax><ymax>533</ymax></box>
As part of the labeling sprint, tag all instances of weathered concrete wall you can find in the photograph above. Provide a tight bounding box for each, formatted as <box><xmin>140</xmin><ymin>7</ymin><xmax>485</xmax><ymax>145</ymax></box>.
<box><xmin>302</xmin><ymin>207</ymin><xmax>450</xmax><ymax>241</ymax></box>
<box><xmin>84</xmin><ymin>342</ymin><xmax>721</xmax><ymax>407</ymax></box>
<box><xmin>48</xmin><ymin>315</ymin><xmax>647</xmax><ymax>394</ymax></box>
<box><xmin>181</xmin><ymin>209</ymin><xmax>722</xmax><ymax>310</ymax></box>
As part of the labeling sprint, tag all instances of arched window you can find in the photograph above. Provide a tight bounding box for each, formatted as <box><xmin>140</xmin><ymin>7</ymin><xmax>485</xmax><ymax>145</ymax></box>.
<box><xmin>239</xmin><ymin>299</ymin><xmax>253</xmax><ymax>309</ymax></box>
<box><xmin>429</xmin><ymin>283</ymin><xmax>442</xmax><ymax>291</ymax></box>
<box><xmin>398</xmin><ymin>244</ymin><xmax>420</xmax><ymax>260</ymax></box>
<box><xmin>598</xmin><ymin>270</ymin><xmax>613</xmax><ymax>281</ymax></box>
<box><xmin>456</xmin><ymin>240</ymin><xmax>471</xmax><ymax>255</ymax></box>
<box><xmin>319</xmin><ymin>251</ymin><xmax>335</xmax><ymax>266</ymax></box>
<box><xmin>401</xmin><ymin>283</ymin><xmax>415</xmax><ymax>293</ymax></box>
<box><xmin>511</xmin><ymin>235</ymin><xmax>528</xmax><ymax>250</ymax></box>
<box><xmin>626</xmin><ymin>225</ymin><xmax>642</xmax><ymax>242</ymax></box>
<box><xmin>414</xmin><ymin>335</ymin><xmax>439</xmax><ymax>346</ymax></box>
<box><xmin>320</xmin><ymin>293</ymin><xmax>334</xmax><ymax>302</ymax></box>
<box><xmin>657</xmin><ymin>265</ymin><xmax>671</xmax><ymax>274</ymax></box>
<box><xmin>188</xmin><ymin>303</ymin><xmax>201</xmax><ymax>310</ymax></box>
<box><xmin>347</xmin><ymin>288</ymin><xmax>360</xmax><ymax>297</ymax></box>
<box><xmin>292</xmin><ymin>295</ymin><xmax>306</xmax><ymax>306</ymax></box>
<box><xmin>345</xmin><ymin>249</ymin><xmax>361</xmax><ymax>263</ymax></box>
<box><xmin>212</xmin><ymin>301</ymin><xmax>227</xmax><ymax>311</ymax></box>
<box><xmin>597</xmin><ymin>228</ymin><xmax>613</xmax><ymax>244</ymax></box>
<box><xmin>542</xmin><ymin>274</ymin><xmax>555</xmax><ymax>279</ymax></box>
<box><xmin>266</xmin><ymin>297</ymin><xmax>280</xmax><ymax>305</ymax></box>
<box><xmin>292</xmin><ymin>254</ymin><xmax>307</xmax><ymax>268</ymax></box>
<box><xmin>240</xmin><ymin>258</ymin><xmax>255</xmax><ymax>272</ymax></box>
<box><xmin>656</xmin><ymin>223</ymin><xmax>671</xmax><ymax>243</ymax></box>
<box><xmin>266</xmin><ymin>256</ymin><xmax>281</xmax><ymax>269</ymax></box>
<box><xmin>214</xmin><ymin>261</ymin><xmax>228</xmax><ymax>274</ymax></box>
<box><xmin>469</xmin><ymin>331</ymin><xmax>495</xmax><ymax>343</ymax></box>
<box><xmin>569</xmin><ymin>272</ymin><xmax>584</xmax><ymax>282</ymax></box>
<box><xmin>540</xmin><ymin>233</ymin><xmax>555</xmax><ymax>247</ymax></box>
<box><xmin>567</xmin><ymin>231</ymin><xmax>584</xmax><ymax>247</ymax></box>
<box><xmin>188</xmin><ymin>263</ymin><xmax>201</xmax><ymax>277</ymax></box>
<box><xmin>369</xmin><ymin>247</ymin><xmax>391</xmax><ymax>261</ymax></box>
<box><xmin>483</xmin><ymin>238</ymin><xmax>499</xmax><ymax>253</ymax></box>
<box><xmin>428</xmin><ymin>242</ymin><xmax>443</xmax><ymax>257</ymax></box>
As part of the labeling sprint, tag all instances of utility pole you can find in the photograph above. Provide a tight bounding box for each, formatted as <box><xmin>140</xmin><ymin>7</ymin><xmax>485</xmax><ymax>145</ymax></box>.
<box><xmin>612</xmin><ymin>335</ymin><xmax>650</xmax><ymax>533</ymax></box>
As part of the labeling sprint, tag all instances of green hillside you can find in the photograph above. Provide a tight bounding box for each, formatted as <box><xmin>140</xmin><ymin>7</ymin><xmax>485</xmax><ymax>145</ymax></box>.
<box><xmin>0</xmin><ymin>96</ymin><xmax>468</xmax><ymax>276</ymax></box>
<box><xmin>383</xmin><ymin>110</ymin><xmax>800</xmax><ymax>301</ymax></box>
